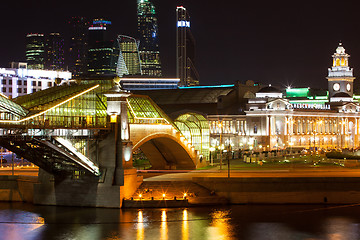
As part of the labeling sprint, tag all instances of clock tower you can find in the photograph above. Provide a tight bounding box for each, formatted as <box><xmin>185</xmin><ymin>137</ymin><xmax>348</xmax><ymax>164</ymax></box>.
<box><xmin>327</xmin><ymin>42</ymin><xmax>355</xmax><ymax>100</ymax></box>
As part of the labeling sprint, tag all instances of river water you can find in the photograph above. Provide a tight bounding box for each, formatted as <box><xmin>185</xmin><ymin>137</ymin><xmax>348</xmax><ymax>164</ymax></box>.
<box><xmin>0</xmin><ymin>202</ymin><xmax>360</xmax><ymax>240</ymax></box>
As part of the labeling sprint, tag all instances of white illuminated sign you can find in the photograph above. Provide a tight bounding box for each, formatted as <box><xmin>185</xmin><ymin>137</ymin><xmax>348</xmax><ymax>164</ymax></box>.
<box><xmin>89</xmin><ymin>27</ymin><xmax>107</xmax><ymax>31</ymax></box>
<box><xmin>177</xmin><ymin>21</ymin><xmax>190</xmax><ymax>28</ymax></box>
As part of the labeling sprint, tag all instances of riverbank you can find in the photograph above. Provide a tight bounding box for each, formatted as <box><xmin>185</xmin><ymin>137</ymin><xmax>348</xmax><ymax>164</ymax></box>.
<box><xmin>3</xmin><ymin>169</ymin><xmax>360</xmax><ymax>206</ymax></box>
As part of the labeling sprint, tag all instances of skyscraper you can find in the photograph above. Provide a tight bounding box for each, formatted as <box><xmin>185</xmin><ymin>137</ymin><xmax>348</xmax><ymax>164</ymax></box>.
<box><xmin>137</xmin><ymin>0</ymin><xmax>162</xmax><ymax>76</ymax></box>
<box><xmin>45</xmin><ymin>33</ymin><xmax>65</xmax><ymax>71</ymax></box>
<box><xmin>68</xmin><ymin>17</ymin><xmax>89</xmax><ymax>77</ymax></box>
<box><xmin>176</xmin><ymin>6</ymin><xmax>199</xmax><ymax>86</ymax></box>
<box><xmin>26</xmin><ymin>33</ymin><xmax>45</xmax><ymax>70</ymax></box>
<box><xmin>87</xmin><ymin>18</ymin><xmax>118</xmax><ymax>75</ymax></box>
<box><xmin>116</xmin><ymin>35</ymin><xmax>142</xmax><ymax>77</ymax></box>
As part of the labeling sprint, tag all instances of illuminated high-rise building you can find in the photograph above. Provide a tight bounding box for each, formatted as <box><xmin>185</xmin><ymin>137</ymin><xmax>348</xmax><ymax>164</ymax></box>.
<box><xmin>68</xmin><ymin>17</ymin><xmax>89</xmax><ymax>77</ymax></box>
<box><xmin>45</xmin><ymin>33</ymin><xmax>65</xmax><ymax>71</ymax></box>
<box><xmin>176</xmin><ymin>6</ymin><xmax>199</xmax><ymax>87</ymax></box>
<box><xmin>137</xmin><ymin>0</ymin><xmax>162</xmax><ymax>76</ymax></box>
<box><xmin>26</xmin><ymin>33</ymin><xmax>45</xmax><ymax>70</ymax></box>
<box><xmin>116</xmin><ymin>35</ymin><xmax>142</xmax><ymax>77</ymax></box>
<box><xmin>87</xmin><ymin>18</ymin><xmax>118</xmax><ymax>75</ymax></box>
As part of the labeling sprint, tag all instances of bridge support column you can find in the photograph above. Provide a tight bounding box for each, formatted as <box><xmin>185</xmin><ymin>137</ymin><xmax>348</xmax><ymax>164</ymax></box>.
<box><xmin>105</xmin><ymin>84</ymin><xmax>134</xmax><ymax>186</ymax></box>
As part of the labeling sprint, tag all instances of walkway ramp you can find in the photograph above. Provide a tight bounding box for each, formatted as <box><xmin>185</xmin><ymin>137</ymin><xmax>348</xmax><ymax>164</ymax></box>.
<box><xmin>0</xmin><ymin>136</ymin><xmax>100</xmax><ymax>176</ymax></box>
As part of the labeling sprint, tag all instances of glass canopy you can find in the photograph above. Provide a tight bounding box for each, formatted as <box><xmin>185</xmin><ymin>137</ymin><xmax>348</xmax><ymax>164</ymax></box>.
<box><xmin>174</xmin><ymin>113</ymin><xmax>210</xmax><ymax>160</ymax></box>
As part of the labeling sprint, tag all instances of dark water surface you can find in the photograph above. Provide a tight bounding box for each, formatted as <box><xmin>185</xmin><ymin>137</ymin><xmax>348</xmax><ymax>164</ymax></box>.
<box><xmin>0</xmin><ymin>202</ymin><xmax>360</xmax><ymax>240</ymax></box>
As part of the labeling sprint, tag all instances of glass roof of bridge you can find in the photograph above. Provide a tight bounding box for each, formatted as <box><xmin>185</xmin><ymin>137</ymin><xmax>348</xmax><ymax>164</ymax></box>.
<box><xmin>13</xmin><ymin>83</ymin><xmax>100</xmax><ymax>111</ymax></box>
<box><xmin>127</xmin><ymin>94</ymin><xmax>174</xmax><ymax>125</ymax></box>
<box><xmin>0</xmin><ymin>94</ymin><xmax>28</xmax><ymax>117</ymax></box>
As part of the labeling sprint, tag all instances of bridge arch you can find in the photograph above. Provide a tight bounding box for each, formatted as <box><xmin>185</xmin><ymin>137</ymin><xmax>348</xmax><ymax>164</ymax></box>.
<box><xmin>130</xmin><ymin>125</ymin><xmax>198</xmax><ymax>169</ymax></box>
<box><xmin>133</xmin><ymin>132</ymin><xmax>196</xmax><ymax>169</ymax></box>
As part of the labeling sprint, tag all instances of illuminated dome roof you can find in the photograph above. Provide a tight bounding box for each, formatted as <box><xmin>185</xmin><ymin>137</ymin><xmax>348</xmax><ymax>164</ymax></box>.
<box><xmin>258</xmin><ymin>86</ymin><xmax>281</xmax><ymax>93</ymax></box>
<box><xmin>336</xmin><ymin>42</ymin><xmax>346</xmax><ymax>54</ymax></box>
<box><xmin>332</xmin><ymin>92</ymin><xmax>351</xmax><ymax>98</ymax></box>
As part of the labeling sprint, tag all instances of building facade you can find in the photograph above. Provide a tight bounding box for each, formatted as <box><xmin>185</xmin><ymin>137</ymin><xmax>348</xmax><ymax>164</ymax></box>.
<box><xmin>45</xmin><ymin>33</ymin><xmax>65</xmax><ymax>71</ymax></box>
<box><xmin>0</xmin><ymin>63</ymin><xmax>71</xmax><ymax>99</ymax></box>
<box><xmin>26</xmin><ymin>33</ymin><xmax>45</xmax><ymax>70</ymax></box>
<box><xmin>137</xmin><ymin>0</ymin><xmax>162</xmax><ymax>77</ymax></box>
<box><xmin>176</xmin><ymin>6</ymin><xmax>199</xmax><ymax>87</ymax></box>
<box><xmin>208</xmin><ymin>43</ymin><xmax>360</xmax><ymax>152</ymax></box>
<box><xmin>68</xmin><ymin>17</ymin><xmax>89</xmax><ymax>77</ymax></box>
<box><xmin>120</xmin><ymin>77</ymin><xmax>179</xmax><ymax>90</ymax></box>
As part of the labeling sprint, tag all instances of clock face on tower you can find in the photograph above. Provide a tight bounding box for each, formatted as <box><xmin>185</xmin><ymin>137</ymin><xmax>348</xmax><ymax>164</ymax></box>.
<box><xmin>333</xmin><ymin>83</ymin><xmax>340</xmax><ymax>91</ymax></box>
<box><xmin>347</xmin><ymin>83</ymin><xmax>351</xmax><ymax>91</ymax></box>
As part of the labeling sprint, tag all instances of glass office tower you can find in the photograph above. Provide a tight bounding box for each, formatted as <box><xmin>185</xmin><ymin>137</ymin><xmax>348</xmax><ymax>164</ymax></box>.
<box><xmin>68</xmin><ymin>17</ymin><xmax>89</xmax><ymax>77</ymax></box>
<box><xmin>45</xmin><ymin>33</ymin><xmax>65</xmax><ymax>71</ymax></box>
<box><xmin>26</xmin><ymin>33</ymin><xmax>45</xmax><ymax>70</ymax></box>
<box><xmin>116</xmin><ymin>35</ymin><xmax>142</xmax><ymax>77</ymax></box>
<box><xmin>137</xmin><ymin>0</ymin><xmax>162</xmax><ymax>76</ymax></box>
<box><xmin>87</xmin><ymin>19</ymin><xmax>118</xmax><ymax>75</ymax></box>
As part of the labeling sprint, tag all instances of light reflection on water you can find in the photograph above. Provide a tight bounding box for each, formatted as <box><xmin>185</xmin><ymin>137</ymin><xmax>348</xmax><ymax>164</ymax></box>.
<box><xmin>182</xmin><ymin>209</ymin><xmax>188</xmax><ymax>240</ymax></box>
<box><xmin>0</xmin><ymin>203</ymin><xmax>360</xmax><ymax>240</ymax></box>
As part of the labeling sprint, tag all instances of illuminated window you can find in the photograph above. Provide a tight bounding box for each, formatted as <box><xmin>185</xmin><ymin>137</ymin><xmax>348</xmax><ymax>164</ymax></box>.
<box><xmin>73</xmin><ymin>170</ymin><xmax>84</xmax><ymax>180</ymax></box>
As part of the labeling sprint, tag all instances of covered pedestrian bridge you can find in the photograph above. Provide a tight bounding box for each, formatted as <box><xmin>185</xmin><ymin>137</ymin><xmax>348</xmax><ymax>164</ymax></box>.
<box><xmin>0</xmin><ymin>82</ymin><xmax>210</xmax><ymax>174</ymax></box>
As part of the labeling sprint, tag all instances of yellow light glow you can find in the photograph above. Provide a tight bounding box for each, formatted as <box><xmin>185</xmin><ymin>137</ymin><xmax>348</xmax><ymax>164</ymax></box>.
<box><xmin>182</xmin><ymin>209</ymin><xmax>189</xmax><ymax>240</ymax></box>
<box><xmin>162</xmin><ymin>193</ymin><xmax>166</xmax><ymax>198</ymax></box>
<box><xmin>139</xmin><ymin>194</ymin><xmax>142</xmax><ymax>198</ymax></box>
<box><xmin>161</xmin><ymin>210</ymin><xmax>167</xmax><ymax>240</ymax></box>
<box><xmin>110</xmin><ymin>114</ymin><xmax>117</xmax><ymax>123</ymax></box>
<box><xmin>183</xmin><ymin>193</ymin><xmax>187</xmax><ymax>198</ymax></box>
<box><xmin>137</xmin><ymin>210</ymin><xmax>144</xmax><ymax>240</ymax></box>
<box><xmin>0</xmin><ymin>92</ymin><xmax>8</xmax><ymax>99</ymax></box>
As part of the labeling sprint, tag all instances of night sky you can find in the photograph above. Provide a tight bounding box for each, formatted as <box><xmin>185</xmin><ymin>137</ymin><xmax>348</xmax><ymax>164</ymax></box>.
<box><xmin>2</xmin><ymin>1</ymin><xmax>360</xmax><ymax>89</ymax></box>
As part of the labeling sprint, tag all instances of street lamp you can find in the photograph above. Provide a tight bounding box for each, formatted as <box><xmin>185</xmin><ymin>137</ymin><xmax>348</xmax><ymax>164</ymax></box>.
<box><xmin>209</xmin><ymin>147</ymin><xmax>215</xmax><ymax>166</ymax></box>
<box><xmin>217</xmin><ymin>121</ymin><xmax>224</xmax><ymax>170</ymax></box>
